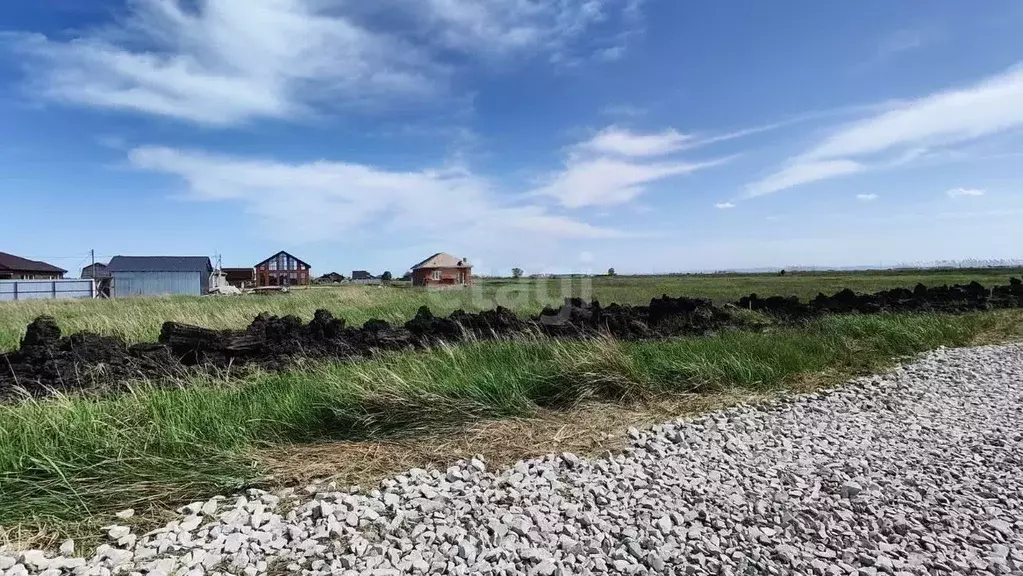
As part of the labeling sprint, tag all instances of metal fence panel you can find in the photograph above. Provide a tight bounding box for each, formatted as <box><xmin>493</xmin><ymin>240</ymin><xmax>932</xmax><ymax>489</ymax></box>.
<box><xmin>0</xmin><ymin>279</ymin><xmax>96</xmax><ymax>301</ymax></box>
<box><xmin>111</xmin><ymin>271</ymin><xmax>203</xmax><ymax>297</ymax></box>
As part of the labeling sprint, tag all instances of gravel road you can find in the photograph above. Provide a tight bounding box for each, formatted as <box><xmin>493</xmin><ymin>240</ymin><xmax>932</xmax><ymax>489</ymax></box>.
<box><xmin>3</xmin><ymin>343</ymin><xmax>1022</xmax><ymax>576</ymax></box>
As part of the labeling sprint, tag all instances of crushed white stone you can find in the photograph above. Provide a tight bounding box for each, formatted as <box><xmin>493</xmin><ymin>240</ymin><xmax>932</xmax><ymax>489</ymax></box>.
<box><xmin>2</xmin><ymin>343</ymin><xmax>1022</xmax><ymax>575</ymax></box>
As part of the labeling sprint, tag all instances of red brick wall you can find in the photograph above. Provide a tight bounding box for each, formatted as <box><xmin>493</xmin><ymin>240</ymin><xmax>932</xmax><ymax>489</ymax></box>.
<box><xmin>412</xmin><ymin>267</ymin><xmax>472</xmax><ymax>287</ymax></box>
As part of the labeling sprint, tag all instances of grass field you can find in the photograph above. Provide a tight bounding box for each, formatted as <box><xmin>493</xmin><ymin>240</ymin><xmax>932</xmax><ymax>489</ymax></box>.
<box><xmin>3</xmin><ymin>268</ymin><xmax>1023</xmax><ymax>545</ymax></box>
<box><xmin>2</xmin><ymin>268</ymin><xmax>1020</xmax><ymax>351</ymax></box>
<box><xmin>3</xmin><ymin>309</ymin><xmax>1023</xmax><ymax>542</ymax></box>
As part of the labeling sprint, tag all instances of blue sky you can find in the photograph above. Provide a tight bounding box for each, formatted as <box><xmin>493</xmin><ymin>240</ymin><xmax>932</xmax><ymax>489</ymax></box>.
<box><xmin>2</xmin><ymin>0</ymin><xmax>1023</xmax><ymax>277</ymax></box>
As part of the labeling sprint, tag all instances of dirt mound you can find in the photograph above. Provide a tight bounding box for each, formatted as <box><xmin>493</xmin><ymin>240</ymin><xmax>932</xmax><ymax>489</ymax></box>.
<box><xmin>4</xmin><ymin>279</ymin><xmax>1023</xmax><ymax>400</ymax></box>
<box><xmin>1</xmin><ymin>317</ymin><xmax>181</xmax><ymax>399</ymax></box>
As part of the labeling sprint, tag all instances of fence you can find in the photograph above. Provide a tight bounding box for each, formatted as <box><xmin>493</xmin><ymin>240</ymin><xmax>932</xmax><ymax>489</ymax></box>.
<box><xmin>0</xmin><ymin>279</ymin><xmax>96</xmax><ymax>301</ymax></box>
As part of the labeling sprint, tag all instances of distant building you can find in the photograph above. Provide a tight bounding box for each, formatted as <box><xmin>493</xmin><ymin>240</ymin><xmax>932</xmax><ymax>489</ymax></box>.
<box><xmin>80</xmin><ymin>262</ymin><xmax>112</xmax><ymax>298</ymax></box>
<box><xmin>254</xmin><ymin>251</ymin><xmax>311</xmax><ymax>287</ymax></box>
<box><xmin>0</xmin><ymin>252</ymin><xmax>66</xmax><ymax>280</ymax></box>
<box><xmin>108</xmin><ymin>256</ymin><xmax>213</xmax><ymax>297</ymax></box>
<box><xmin>351</xmin><ymin>270</ymin><xmax>374</xmax><ymax>280</ymax></box>
<box><xmin>81</xmin><ymin>262</ymin><xmax>110</xmax><ymax>280</ymax></box>
<box><xmin>410</xmin><ymin>253</ymin><xmax>472</xmax><ymax>287</ymax></box>
<box><xmin>317</xmin><ymin>272</ymin><xmax>345</xmax><ymax>283</ymax></box>
<box><xmin>222</xmin><ymin>268</ymin><xmax>255</xmax><ymax>288</ymax></box>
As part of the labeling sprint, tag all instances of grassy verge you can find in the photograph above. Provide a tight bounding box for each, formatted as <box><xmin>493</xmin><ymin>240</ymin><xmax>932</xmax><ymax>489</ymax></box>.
<box><xmin>2</xmin><ymin>310</ymin><xmax>1021</xmax><ymax>543</ymax></box>
<box><xmin>4</xmin><ymin>269</ymin><xmax>1022</xmax><ymax>351</ymax></box>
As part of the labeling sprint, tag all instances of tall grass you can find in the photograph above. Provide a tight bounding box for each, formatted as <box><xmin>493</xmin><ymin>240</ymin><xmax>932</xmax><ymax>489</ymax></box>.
<box><xmin>4</xmin><ymin>268</ymin><xmax>1021</xmax><ymax>351</ymax></box>
<box><xmin>2</xmin><ymin>311</ymin><xmax>1017</xmax><ymax>532</ymax></box>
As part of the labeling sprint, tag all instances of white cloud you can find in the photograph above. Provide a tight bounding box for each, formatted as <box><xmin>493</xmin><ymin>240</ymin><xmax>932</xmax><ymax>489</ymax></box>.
<box><xmin>596</xmin><ymin>45</ymin><xmax>626</xmax><ymax>62</ymax></box>
<box><xmin>746</xmin><ymin>64</ymin><xmax>1023</xmax><ymax>196</ymax></box>
<box><xmin>400</xmin><ymin>0</ymin><xmax>632</xmax><ymax>59</ymax></box>
<box><xmin>578</xmin><ymin>126</ymin><xmax>691</xmax><ymax>157</ymax></box>
<box><xmin>946</xmin><ymin>187</ymin><xmax>985</xmax><ymax>198</ymax></box>
<box><xmin>534</xmin><ymin>155</ymin><xmax>727</xmax><ymax>209</ymax></box>
<box><xmin>128</xmin><ymin>146</ymin><xmax>626</xmax><ymax>243</ymax></box>
<box><xmin>7</xmin><ymin>0</ymin><xmax>643</xmax><ymax>126</ymax></box>
<box><xmin>856</xmin><ymin>193</ymin><xmax>878</xmax><ymax>201</ymax></box>
<box><xmin>746</xmin><ymin>160</ymin><xmax>864</xmax><ymax>198</ymax></box>
<box><xmin>532</xmin><ymin>125</ymin><xmax>729</xmax><ymax>208</ymax></box>
<box><xmin>714</xmin><ymin>202</ymin><xmax>735</xmax><ymax>209</ymax></box>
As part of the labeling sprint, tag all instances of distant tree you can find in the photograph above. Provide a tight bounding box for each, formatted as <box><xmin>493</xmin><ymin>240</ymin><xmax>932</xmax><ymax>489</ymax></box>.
<box><xmin>511</xmin><ymin>267</ymin><xmax>524</xmax><ymax>279</ymax></box>
<box><xmin>607</xmin><ymin>267</ymin><xmax>616</xmax><ymax>277</ymax></box>
<box><xmin>779</xmin><ymin>269</ymin><xmax>787</xmax><ymax>276</ymax></box>
<box><xmin>401</xmin><ymin>271</ymin><xmax>412</xmax><ymax>281</ymax></box>
<box><xmin>381</xmin><ymin>271</ymin><xmax>393</xmax><ymax>282</ymax></box>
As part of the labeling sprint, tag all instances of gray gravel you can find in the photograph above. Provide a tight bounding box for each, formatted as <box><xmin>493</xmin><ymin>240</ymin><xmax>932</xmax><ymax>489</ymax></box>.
<box><xmin>3</xmin><ymin>343</ymin><xmax>1022</xmax><ymax>575</ymax></box>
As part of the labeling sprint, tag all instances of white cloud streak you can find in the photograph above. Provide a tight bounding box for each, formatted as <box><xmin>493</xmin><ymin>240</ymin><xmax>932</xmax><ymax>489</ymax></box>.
<box><xmin>532</xmin><ymin>126</ymin><xmax>730</xmax><ymax>209</ymax></box>
<box><xmin>714</xmin><ymin>202</ymin><xmax>735</xmax><ymax>209</ymax></box>
<box><xmin>128</xmin><ymin>146</ymin><xmax>627</xmax><ymax>243</ymax></box>
<box><xmin>946</xmin><ymin>187</ymin><xmax>985</xmax><ymax>198</ymax></box>
<box><xmin>577</xmin><ymin>126</ymin><xmax>690</xmax><ymax>157</ymax></box>
<box><xmin>746</xmin><ymin>160</ymin><xmax>864</xmax><ymax>198</ymax></box>
<box><xmin>533</xmin><ymin>156</ymin><xmax>726</xmax><ymax>208</ymax></box>
<box><xmin>746</xmin><ymin>64</ymin><xmax>1023</xmax><ymax>197</ymax></box>
<box><xmin>7</xmin><ymin>0</ymin><xmax>643</xmax><ymax>126</ymax></box>
<box><xmin>856</xmin><ymin>193</ymin><xmax>878</xmax><ymax>201</ymax></box>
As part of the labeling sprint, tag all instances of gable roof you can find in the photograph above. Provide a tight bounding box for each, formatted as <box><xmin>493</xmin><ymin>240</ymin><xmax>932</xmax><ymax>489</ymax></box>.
<box><xmin>108</xmin><ymin>256</ymin><xmax>212</xmax><ymax>273</ymax></box>
<box><xmin>81</xmin><ymin>262</ymin><xmax>111</xmax><ymax>279</ymax></box>
<box><xmin>254</xmin><ymin>251</ymin><xmax>311</xmax><ymax>269</ymax></box>
<box><xmin>0</xmin><ymin>252</ymin><xmax>67</xmax><ymax>274</ymax></box>
<box><xmin>411</xmin><ymin>253</ymin><xmax>471</xmax><ymax>270</ymax></box>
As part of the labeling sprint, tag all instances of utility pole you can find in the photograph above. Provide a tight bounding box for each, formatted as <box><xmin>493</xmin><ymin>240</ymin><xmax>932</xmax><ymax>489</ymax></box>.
<box><xmin>90</xmin><ymin>249</ymin><xmax>95</xmax><ymax>274</ymax></box>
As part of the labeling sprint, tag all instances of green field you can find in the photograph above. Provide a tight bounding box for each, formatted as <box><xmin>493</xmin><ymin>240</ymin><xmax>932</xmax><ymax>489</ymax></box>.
<box><xmin>2</xmin><ymin>268</ymin><xmax>1019</xmax><ymax>351</ymax></box>
<box><xmin>2</xmin><ymin>268</ymin><xmax>1023</xmax><ymax>544</ymax></box>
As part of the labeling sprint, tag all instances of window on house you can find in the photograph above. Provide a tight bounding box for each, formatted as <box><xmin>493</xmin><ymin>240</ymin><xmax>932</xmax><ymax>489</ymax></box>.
<box><xmin>432</xmin><ymin>270</ymin><xmax>441</xmax><ymax>281</ymax></box>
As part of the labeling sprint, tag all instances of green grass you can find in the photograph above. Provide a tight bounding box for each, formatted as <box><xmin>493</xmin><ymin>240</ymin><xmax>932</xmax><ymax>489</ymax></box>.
<box><xmin>2</xmin><ymin>268</ymin><xmax>1021</xmax><ymax>351</ymax></box>
<box><xmin>2</xmin><ymin>310</ymin><xmax>1018</xmax><ymax>533</ymax></box>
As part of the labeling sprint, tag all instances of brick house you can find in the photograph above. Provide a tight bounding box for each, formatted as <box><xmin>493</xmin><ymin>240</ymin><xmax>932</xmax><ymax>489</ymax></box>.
<box><xmin>254</xmin><ymin>251</ymin><xmax>311</xmax><ymax>287</ymax></box>
<box><xmin>0</xmin><ymin>252</ymin><xmax>67</xmax><ymax>280</ymax></box>
<box><xmin>410</xmin><ymin>253</ymin><xmax>472</xmax><ymax>287</ymax></box>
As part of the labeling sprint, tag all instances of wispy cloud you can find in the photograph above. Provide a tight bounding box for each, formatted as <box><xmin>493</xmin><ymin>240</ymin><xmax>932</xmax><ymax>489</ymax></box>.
<box><xmin>714</xmin><ymin>202</ymin><xmax>736</xmax><ymax>209</ymax></box>
<box><xmin>601</xmin><ymin>104</ymin><xmax>647</xmax><ymax>117</ymax></box>
<box><xmin>129</xmin><ymin>146</ymin><xmax>627</xmax><ymax>244</ymax></box>
<box><xmin>532</xmin><ymin>125</ymin><xmax>731</xmax><ymax>208</ymax></box>
<box><xmin>577</xmin><ymin>126</ymin><xmax>690</xmax><ymax>157</ymax></box>
<box><xmin>946</xmin><ymin>187</ymin><xmax>985</xmax><ymax>198</ymax></box>
<box><xmin>6</xmin><ymin>0</ymin><xmax>645</xmax><ymax>126</ymax></box>
<box><xmin>533</xmin><ymin>155</ymin><xmax>727</xmax><ymax>208</ymax></box>
<box><xmin>856</xmin><ymin>193</ymin><xmax>878</xmax><ymax>201</ymax></box>
<box><xmin>746</xmin><ymin>63</ymin><xmax>1023</xmax><ymax>196</ymax></box>
<box><xmin>746</xmin><ymin>160</ymin><xmax>864</xmax><ymax>198</ymax></box>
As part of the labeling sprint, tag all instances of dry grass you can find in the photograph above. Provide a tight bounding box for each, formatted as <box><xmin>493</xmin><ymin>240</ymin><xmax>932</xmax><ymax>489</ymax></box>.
<box><xmin>258</xmin><ymin>389</ymin><xmax>776</xmax><ymax>491</ymax></box>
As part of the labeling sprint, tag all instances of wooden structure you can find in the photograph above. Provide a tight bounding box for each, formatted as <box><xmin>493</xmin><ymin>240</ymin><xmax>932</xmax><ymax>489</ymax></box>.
<box><xmin>254</xmin><ymin>251</ymin><xmax>311</xmax><ymax>287</ymax></box>
<box><xmin>410</xmin><ymin>253</ymin><xmax>472</xmax><ymax>287</ymax></box>
<box><xmin>222</xmin><ymin>268</ymin><xmax>255</xmax><ymax>288</ymax></box>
